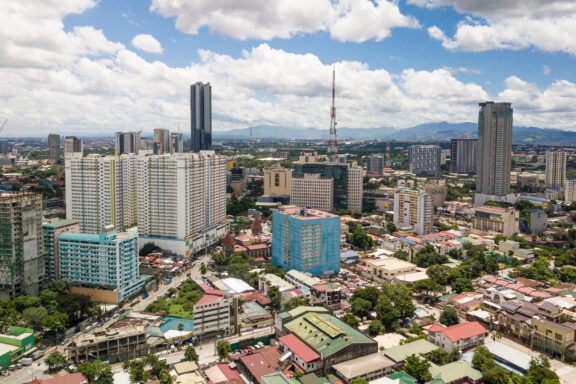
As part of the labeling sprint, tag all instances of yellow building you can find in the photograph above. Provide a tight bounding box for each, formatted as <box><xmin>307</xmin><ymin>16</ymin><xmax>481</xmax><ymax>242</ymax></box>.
<box><xmin>532</xmin><ymin>318</ymin><xmax>575</xmax><ymax>360</ymax></box>
<box><xmin>264</xmin><ymin>165</ymin><xmax>292</xmax><ymax>197</ymax></box>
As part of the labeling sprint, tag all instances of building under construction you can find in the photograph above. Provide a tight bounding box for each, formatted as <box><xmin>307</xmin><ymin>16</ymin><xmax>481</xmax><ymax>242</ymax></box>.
<box><xmin>0</xmin><ymin>192</ymin><xmax>44</xmax><ymax>299</ymax></box>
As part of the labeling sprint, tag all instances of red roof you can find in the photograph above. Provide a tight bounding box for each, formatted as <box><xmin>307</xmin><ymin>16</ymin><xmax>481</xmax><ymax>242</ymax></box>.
<box><xmin>223</xmin><ymin>231</ymin><xmax>235</xmax><ymax>246</ymax></box>
<box><xmin>23</xmin><ymin>373</ymin><xmax>87</xmax><ymax>384</ymax></box>
<box><xmin>483</xmin><ymin>275</ymin><xmax>498</xmax><ymax>283</ymax></box>
<box><xmin>240</xmin><ymin>292</ymin><xmax>272</xmax><ymax>306</ymax></box>
<box><xmin>279</xmin><ymin>334</ymin><xmax>320</xmax><ymax>363</ymax></box>
<box><xmin>246</xmin><ymin>244</ymin><xmax>268</xmax><ymax>250</ymax></box>
<box><xmin>195</xmin><ymin>294</ymin><xmax>224</xmax><ymax>306</ymax></box>
<box><xmin>199</xmin><ymin>283</ymin><xmax>226</xmax><ymax>296</ymax></box>
<box><xmin>429</xmin><ymin>322</ymin><xmax>488</xmax><ymax>342</ymax></box>
<box><xmin>313</xmin><ymin>284</ymin><xmax>331</xmax><ymax>291</ymax></box>
<box><xmin>239</xmin><ymin>347</ymin><xmax>281</xmax><ymax>384</ymax></box>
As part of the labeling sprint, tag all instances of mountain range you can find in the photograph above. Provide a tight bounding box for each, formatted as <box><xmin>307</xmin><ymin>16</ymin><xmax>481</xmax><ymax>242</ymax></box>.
<box><xmin>213</xmin><ymin>122</ymin><xmax>576</xmax><ymax>145</ymax></box>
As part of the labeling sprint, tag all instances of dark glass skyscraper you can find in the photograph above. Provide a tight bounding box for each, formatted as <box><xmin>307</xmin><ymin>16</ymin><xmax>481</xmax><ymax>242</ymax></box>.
<box><xmin>190</xmin><ymin>82</ymin><xmax>212</xmax><ymax>152</ymax></box>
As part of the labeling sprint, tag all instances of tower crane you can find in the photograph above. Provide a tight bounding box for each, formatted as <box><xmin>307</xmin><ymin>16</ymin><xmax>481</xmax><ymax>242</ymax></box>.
<box><xmin>0</xmin><ymin>119</ymin><xmax>7</xmax><ymax>135</ymax></box>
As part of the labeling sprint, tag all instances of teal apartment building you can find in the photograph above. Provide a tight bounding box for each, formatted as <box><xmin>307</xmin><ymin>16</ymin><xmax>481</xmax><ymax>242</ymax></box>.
<box><xmin>272</xmin><ymin>206</ymin><xmax>341</xmax><ymax>276</ymax></box>
<box><xmin>57</xmin><ymin>229</ymin><xmax>146</xmax><ymax>302</ymax></box>
<box><xmin>43</xmin><ymin>218</ymin><xmax>81</xmax><ymax>280</ymax></box>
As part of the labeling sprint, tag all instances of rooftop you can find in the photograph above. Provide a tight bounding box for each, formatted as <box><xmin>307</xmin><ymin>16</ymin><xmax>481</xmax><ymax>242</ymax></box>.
<box><xmin>277</xmin><ymin>207</ymin><xmax>339</xmax><ymax>220</ymax></box>
<box><xmin>429</xmin><ymin>322</ymin><xmax>488</xmax><ymax>342</ymax></box>
<box><xmin>429</xmin><ymin>360</ymin><xmax>482</xmax><ymax>383</ymax></box>
<box><xmin>23</xmin><ymin>373</ymin><xmax>88</xmax><ymax>384</ymax></box>
<box><xmin>332</xmin><ymin>353</ymin><xmax>395</xmax><ymax>380</ymax></box>
<box><xmin>383</xmin><ymin>339</ymin><xmax>438</xmax><ymax>363</ymax></box>
<box><xmin>279</xmin><ymin>334</ymin><xmax>320</xmax><ymax>363</ymax></box>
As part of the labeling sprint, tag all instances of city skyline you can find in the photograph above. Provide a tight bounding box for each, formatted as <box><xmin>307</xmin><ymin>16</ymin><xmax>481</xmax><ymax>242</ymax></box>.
<box><xmin>2</xmin><ymin>1</ymin><xmax>576</xmax><ymax>136</ymax></box>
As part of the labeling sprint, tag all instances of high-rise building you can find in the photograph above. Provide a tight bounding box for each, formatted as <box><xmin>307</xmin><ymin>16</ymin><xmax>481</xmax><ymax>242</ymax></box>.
<box><xmin>115</xmin><ymin>131</ymin><xmax>141</xmax><ymax>155</ymax></box>
<box><xmin>263</xmin><ymin>165</ymin><xmax>292</xmax><ymax>197</ymax></box>
<box><xmin>272</xmin><ymin>207</ymin><xmax>341</xmax><ymax>276</ymax></box>
<box><xmin>476</xmin><ymin>102</ymin><xmax>513</xmax><ymax>197</ymax></box>
<box><xmin>63</xmin><ymin>136</ymin><xmax>83</xmax><ymax>155</ymax></box>
<box><xmin>136</xmin><ymin>151</ymin><xmax>227</xmax><ymax>255</ymax></box>
<box><xmin>190</xmin><ymin>82</ymin><xmax>212</xmax><ymax>152</ymax></box>
<box><xmin>366</xmin><ymin>155</ymin><xmax>384</xmax><ymax>176</ymax></box>
<box><xmin>565</xmin><ymin>179</ymin><xmax>576</xmax><ymax>204</ymax></box>
<box><xmin>0</xmin><ymin>141</ymin><xmax>9</xmax><ymax>155</ymax></box>
<box><xmin>170</xmin><ymin>132</ymin><xmax>184</xmax><ymax>154</ymax></box>
<box><xmin>0</xmin><ymin>192</ymin><xmax>44</xmax><ymax>299</ymax></box>
<box><xmin>292</xmin><ymin>158</ymin><xmax>362</xmax><ymax>211</ymax></box>
<box><xmin>48</xmin><ymin>134</ymin><xmax>60</xmax><ymax>161</ymax></box>
<box><xmin>43</xmin><ymin>218</ymin><xmax>81</xmax><ymax>281</ymax></box>
<box><xmin>408</xmin><ymin>145</ymin><xmax>441</xmax><ymax>178</ymax></box>
<box><xmin>57</xmin><ymin>229</ymin><xmax>146</xmax><ymax>302</ymax></box>
<box><xmin>65</xmin><ymin>153</ymin><xmax>138</xmax><ymax>233</ymax></box>
<box><xmin>545</xmin><ymin>151</ymin><xmax>567</xmax><ymax>188</ymax></box>
<box><xmin>450</xmin><ymin>136</ymin><xmax>477</xmax><ymax>174</ymax></box>
<box><xmin>393</xmin><ymin>189</ymin><xmax>433</xmax><ymax>235</ymax></box>
<box><xmin>153</xmin><ymin>128</ymin><xmax>170</xmax><ymax>154</ymax></box>
<box><xmin>290</xmin><ymin>174</ymin><xmax>334</xmax><ymax>212</ymax></box>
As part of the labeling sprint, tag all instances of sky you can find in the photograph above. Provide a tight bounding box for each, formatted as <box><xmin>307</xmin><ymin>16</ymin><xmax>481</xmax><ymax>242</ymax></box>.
<box><xmin>2</xmin><ymin>0</ymin><xmax>576</xmax><ymax>137</ymax></box>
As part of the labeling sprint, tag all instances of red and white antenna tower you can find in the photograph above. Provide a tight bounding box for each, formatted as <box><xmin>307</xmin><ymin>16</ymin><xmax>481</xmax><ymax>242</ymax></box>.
<box><xmin>327</xmin><ymin>68</ymin><xmax>338</xmax><ymax>163</ymax></box>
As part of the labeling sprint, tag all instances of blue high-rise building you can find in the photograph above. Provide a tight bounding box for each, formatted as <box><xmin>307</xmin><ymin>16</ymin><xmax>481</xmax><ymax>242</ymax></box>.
<box><xmin>272</xmin><ymin>207</ymin><xmax>341</xmax><ymax>276</ymax></box>
<box><xmin>57</xmin><ymin>228</ymin><xmax>146</xmax><ymax>302</ymax></box>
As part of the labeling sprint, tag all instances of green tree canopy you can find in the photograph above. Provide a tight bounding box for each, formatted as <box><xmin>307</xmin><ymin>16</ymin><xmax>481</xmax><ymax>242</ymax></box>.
<box><xmin>403</xmin><ymin>354</ymin><xmax>432</xmax><ymax>383</ymax></box>
<box><xmin>439</xmin><ymin>306</ymin><xmax>460</xmax><ymax>326</ymax></box>
<box><xmin>216</xmin><ymin>339</ymin><xmax>231</xmax><ymax>359</ymax></box>
<box><xmin>77</xmin><ymin>360</ymin><xmax>114</xmax><ymax>384</ymax></box>
<box><xmin>341</xmin><ymin>313</ymin><xmax>359</xmax><ymax>328</ymax></box>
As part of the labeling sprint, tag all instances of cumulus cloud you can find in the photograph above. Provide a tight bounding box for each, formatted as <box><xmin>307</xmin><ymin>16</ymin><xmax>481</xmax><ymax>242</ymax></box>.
<box><xmin>414</xmin><ymin>0</ymin><xmax>576</xmax><ymax>55</ymax></box>
<box><xmin>1</xmin><ymin>0</ymin><xmax>576</xmax><ymax>136</ymax></box>
<box><xmin>131</xmin><ymin>34</ymin><xmax>163</xmax><ymax>54</ymax></box>
<box><xmin>150</xmin><ymin>0</ymin><xmax>418</xmax><ymax>43</ymax></box>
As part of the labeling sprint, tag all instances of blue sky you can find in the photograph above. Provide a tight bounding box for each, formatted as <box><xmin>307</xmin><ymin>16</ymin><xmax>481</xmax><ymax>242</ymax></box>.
<box><xmin>2</xmin><ymin>0</ymin><xmax>576</xmax><ymax>136</ymax></box>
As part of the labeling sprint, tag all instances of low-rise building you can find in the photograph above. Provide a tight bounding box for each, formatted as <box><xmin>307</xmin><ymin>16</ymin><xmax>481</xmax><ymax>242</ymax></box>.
<box><xmin>310</xmin><ymin>283</ymin><xmax>342</xmax><ymax>309</ymax></box>
<box><xmin>519</xmin><ymin>209</ymin><xmax>548</xmax><ymax>234</ymax></box>
<box><xmin>365</xmin><ymin>258</ymin><xmax>418</xmax><ymax>282</ymax></box>
<box><xmin>0</xmin><ymin>327</ymin><xmax>34</xmax><ymax>370</ymax></box>
<box><xmin>383</xmin><ymin>339</ymin><xmax>438</xmax><ymax>364</ymax></box>
<box><xmin>332</xmin><ymin>353</ymin><xmax>396</xmax><ymax>382</ymax></box>
<box><xmin>23</xmin><ymin>373</ymin><xmax>88</xmax><ymax>384</ymax></box>
<box><xmin>278</xmin><ymin>334</ymin><xmax>321</xmax><ymax>373</ymax></box>
<box><xmin>532</xmin><ymin>318</ymin><xmax>576</xmax><ymax>360</ymax></box>
<box><xmin>428</xmin><ymin>322</ymin><xmax>488</xmax><ymax>352</ymax></box>
<box><xmin>429</xmin><ymin>360</ymin><xmax>482</xmax><ymax>384</ymax></box>
<box><xmin>193</xmin><ymin>284</ymin><xmax>236</xmax><ymax>337</ymax></box>
<box><xmin>471</xmin><ymin>206</ymin><xmax>519</xmax><ymax>237</ymax></box>
<box><xmin>67</xmin><ymin>325</ymin><xmax>148</xmax><ymax>364</ymax></box>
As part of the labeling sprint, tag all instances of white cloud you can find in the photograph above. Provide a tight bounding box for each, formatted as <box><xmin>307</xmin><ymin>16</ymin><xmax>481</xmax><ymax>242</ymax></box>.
<box><xmin>415</xmin><ymin>0</ymin><xmax>576</xmax><ymax>55</ymax></box>
<box><xmin>131</xmin><ymin>34</ymin><xmax>163</xmax><ymax>54</ymax></box>
<box><xmin>543</xmin><ymin>65</ymin><xmax>551</xmax><ymax>75</ymax></box>
<box><xmin>1</xmin><ymin>0</ymin><xmax>576</xmax><ymax>137</ymax></box>
<box><xmin>150</xmin><ymin>0</ymin><xmax>418</xmax><ymax>43</ymax></box>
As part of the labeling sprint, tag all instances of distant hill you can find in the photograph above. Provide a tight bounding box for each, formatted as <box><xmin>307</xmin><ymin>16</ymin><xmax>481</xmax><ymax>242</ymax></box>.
<box><xmin>213</xmin><ymin>122</ymin><xmax>576</xmax><ymax>145</ymax></box>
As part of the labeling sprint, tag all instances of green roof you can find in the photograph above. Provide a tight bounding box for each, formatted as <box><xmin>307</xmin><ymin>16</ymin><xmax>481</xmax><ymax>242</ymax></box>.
<box><xmin>299</xmin><ymin>373</ymin><xmax>331</xmax><ymax>384</ymax></box>
<box><xmin>386</xmin><ymin>371</ymin><xmax>417</xmax><ymax>384</ymax></box>
<box><xmin>429</xmin><ymin>361</ymin><xmax>482</xmax><ymax>383</ymax></box>
<box><xmin>438</xmin><ymin>293</ymin><xmax>457</xmax><ymax>303</ymax></box>
<box><xmin>282</xmin><ymin>306</ymin><xmax>330</xmax><ymax>319</ymax></box>
<box><xmin>383</xmin><ymin>339</ymin><xmax>439</xmax><ymax>362</ymax></box>
<box><xmin>262</xmin><ymin>373</ymin><xmax>292</xmax><ymax>384</ymax></box>
<box><xmin>284</xmin><ymin>311</ymin><xmax>376</xmax><ymax>358</ymax></box>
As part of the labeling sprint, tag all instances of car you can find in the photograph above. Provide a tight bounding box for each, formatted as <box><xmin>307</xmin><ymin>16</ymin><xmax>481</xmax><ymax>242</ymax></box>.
<box><xmin>425</xmin><ymin>304</ymin><xmax>432</xmax><ymax>309</ymax></box>
<box><xmin>112</xmin><ymin>313</ymin><xmax>119</xmax><ymax>319</ymax></box>
<box><xmin>61</xmin><ymin>339</ymin><xmax>69</xmax><ymax>345</ymax></box>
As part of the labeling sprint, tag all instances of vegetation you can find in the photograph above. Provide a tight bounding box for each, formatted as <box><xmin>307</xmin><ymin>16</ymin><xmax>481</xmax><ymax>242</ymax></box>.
<box><xmin>403</xmin><ymin>354</ymin><xmax>432</xmax><ymax>383</ymax></box>
<box><xmin>268</xmin><ymin>286</ymin><xmax>281</xmax><ymax>310</ymax></box>
<box><xmin>77</xmin><ymin>360</ymin><xmax>114</xmax><ymax>384</ymax></box>
<box><xmin>439</xmin><ymin>306</ymin><xmax>460</xmax><ymax>326</ymax></box>
<box><xmin>346</xmin><ymin>224</ymin><xmax>374</xmax><ymax>250</ymax></box>
<box><xmin>341</xmin><ymin>313</ymin><xmax>359</xmax><ymax>328</ymax></box>
<box><xmin>426</xmin><ymin>347</ymin><xmax>460</xmax><ymax>365</ymax></box>
<box><xmin>144</xmin><ymin>279</ymin><xmax>203</xmax><ymax>319</ymax></box>
<box><xmin>139</xmin><ymin>242</ymin><xmax>159</xmax><ymax>256</ymax></box>
<box><xmin>227</xmin><ymin>196</ymin><xmax>256</xmax><ymax>216</ymax></box>
<box><xmin>45</xmin><ymin>352</ymin><xmax>66</xmax><ymax>371</ymax></box>
<box><xmin>122</xmin><ymin>354</ymin><xmax>174</xmax><ymax>384</ymax></box>
<box><xmin>283</xmin><ymin>297</ymin><xmax>310</xmax><ymax>311</ymax></box>
<box><xmin>368</xmin><ymin>319</ymin><xmax>383</xmax><ymax>335</ymax></box>
<box><xmin>185</xmin><ymin>346</ymin><xmax>199</xmax><ymax>364</ymax></box>
<box><xmin>412</xmin><ymin>244</ymin><xmax>449</xmax><ymax>268</ymax></box>
<box><xmin>216</xmin><ymin>339</ymin><xmax>231</xmax><ymax>360</ymax></box>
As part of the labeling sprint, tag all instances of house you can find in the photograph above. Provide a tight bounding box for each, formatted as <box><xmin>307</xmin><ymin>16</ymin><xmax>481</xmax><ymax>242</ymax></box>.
<box><xmin>332</xmin><ymin>353</ymin><xmax>396</xmax><ymax>382</ymax></box>
<box><xmin>428</xmin><ymin>322</ymin><xmax>488</xmax><ymax>352</ymax></box>
<box><xmin>278</xmin><ymin>334</ymin><xmax>321</xmax><ymax>373</ymax></box>
<box><xmin>204</xmin><ymin>364</ymin><xmax>243</xmax><ymax>384</ymax></box>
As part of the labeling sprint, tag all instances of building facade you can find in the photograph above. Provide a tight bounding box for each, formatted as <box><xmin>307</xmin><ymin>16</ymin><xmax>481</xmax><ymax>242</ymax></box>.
<box><xmin>57</xmin><ymin>229</ymin><xmax>145</xmax><ymax>302</ymax></box>
<box><xmin>48</xmin><ymin>134</ymin><xmax>60</xmax><ymax>162</ymax></box>
<box><xmin>263</xmin><ymin>165</ymin><xmax>292</xmax><ymax>197</ymax></box>
<box><xmin>450</xmin><ymin>136</ymin><xmax>477</xmax><ymax>174</ymax></box>
<box><xmin>408</xmin><ymin>145</ymin><xmax>441</xmax><ymax>178</ymax></box>
<box><xmin>519</xmin><ymin>209</ymin><xmax>548</xmax><ymax>234</ymax></box>
<box><xmin>545</xmin><ymin>151</ymin><xmax>567</xmax><ymax>189</ymax></box>
<box><xmin>0</xmin><ymin>192</ymin><xmax>44</xmax><ymax>299</ymax></box>
<box><xmin>190</xmin><ymin>82</ymin><xmax>212</xmax><ymax>152</ymax></box>
<box><xmin>63</xmin><ymin>136</ymin><xmax>83</xmax><ymax>155</ymax></box>
<box><xmin>476</xmin><ymin>102</ymin><xmax>513</xmax><ymax>197</ymax></box>
<box><xmin>393</xmin><ymin>189</ymin><xmax>434</xmax><ymax>235</ymax></box>
<box><xmin>136</xmin><ymin>151</ymin><xmax>227</xmax><ymax>255</ymax></box>
<box><xmin>153</xmin><ymin>128</ymin><xmax>170</xmax><ymax>154</ymax></box>
<box><xmin>290</xmin><ymin>174</ymin><xmax>334</xmax><ymax>212</ymax></box>
<box><xmin>43</xmin><ymin>218</ymin><xmax>81</xmax><ymax>281</ymax></box>
<box><xmin>193</xmin><ymin>289</ymin><xmax>236</xmax><ymax>337</ymax></box>
<box><xmin>65</xmin><ymin>153</ymin><xmax>138</xmax><ymax>233</ymax></box>
<box><xmin>170</xmin><ymin>132</ymin><xmax>184</xmax><ymax>153</ymax></box>
<box><xmin>428</xmin><ymin>322</ymin><xmax>488</xmax><ymax>353</ymax></box>
<box><xmin>472</xmin><ymin>206</ymin><xmax>519</xmax><ymax>237</ymax></box>
<box><xmin>272</xmin><ymin>207</ymin><xmax>341</xmax><ymax>276</ymax></box>
<box><xmin>566</xmin><ymin>179</ymin><xmax>576</xmax><ymax>204</ymax></box>
<box><xmin>115</xmin><ymin>131</ymin><xmax>141</xmax><ymax>155</ymax></box>
<box><xmin>366</xmin><ymin>155</ymin><xmax>384</xmax><ymax>176</ymax></box>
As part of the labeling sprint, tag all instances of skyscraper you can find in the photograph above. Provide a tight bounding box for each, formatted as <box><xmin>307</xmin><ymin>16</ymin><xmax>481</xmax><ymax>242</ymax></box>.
<box><xmin>190</xmin><ymin>82</ymin><xmax>212</xmax><ymax>152</ymax></box>
<box><xmin>170</xmin><ymin>132</ymin><xmax>184</xmax><ymax>154</ymax></box>
<box><xmin>393</xmin><ymin>189</ymin><xmax>434</xmax><ymax>235</ymax></box>
<box><xmin>366</xmin><ymin>155</ymin><xmax>384</xmax><ymax>176</ymax></box>
<box><xmin>63</xmin><ymin>136</ymin><xmax>83</xmax><ymax>155</ymax></box>
<box><xmin>408</xmin><ymin>144</ymin><xmax>441</xmax><ymax>178</ymax></box>
<box><xmin>450</xmin><ymin>136</ymin><xmax>477</xmax><ymax>174</ymax></box>
<box><xmin>545</xmin><ymin>151</ymin><xmax>567</xmax><ymax>188</ymax></box>
<box><xmin>153</xmin><ymin>128</ymin><xmax>170</xmax><ymax>154</ymax></box>
<box><xmin>48</xmin><ymin>133</ymin><xmax>60</xmax><ymax>161</ymax></box>
<box><xmin>0</xmin><ymin>192</ymin><xmax>44</xmax><ymax>299</ymax></box>
<box><xmin>476</xmin><ymin>102</ymin><xmax>513</xmax><ymax>198</ymax></box>
<box><xmin>115</xmin><ymin>131</ymin><xmax>141</xmax><ymax>155</ymax></box>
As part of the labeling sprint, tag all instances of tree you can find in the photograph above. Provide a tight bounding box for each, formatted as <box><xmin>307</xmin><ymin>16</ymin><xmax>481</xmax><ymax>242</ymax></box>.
<box><xmin>426</xmin><ymin>265</ymin><xmax>451</xmax><ymax>285</ymax></box>
<box><xmin>386</xmin><ymin>222</ymin><xmax>397</xmax><ymax>233</ymax></box>
<box><xmin>347</xmin><ymin>225</ymin><xmax>374</xmax><ymax>249</ymax></box>
<box><xmin>341</xmin><ymin>314</ymin><xmax>359</xmax><ymax>328</ymax></box>
<box><xmin>439</xmin><ymin>306</ymin><xmax>460</xmax><ymax>326</ymax></box>
<box><xmin>351</xmin><ymin>297</ymin><xmax>373</xmax><ymax>318</ymax></box>
<box><xmin>403</xmin><ymin>354</ymin><xmax>431</xmax><ymax>383</ymax></box>
<box><xmin>140</xmin><ymin>242</ymin><xmax>158</xmax><ymax>256</ymax></box>
<box><xmin>472</xmin><ymin>345</ymin><xmax>495</xmax><ymax>372</ymax></box>
<box><xmin>453</xmin><ymin>277</ymin><xmax>473</xmax><ymax>293</ymax></box>
<box><xmin>77</xmin><ymin>360</ymin><xmax>114</xmax><ymax>384</ymax></box>
<box><xmin>44</xmin><ymin>312</ymin><xmax>69</xmax><ymax>334</ymax></box>
<box><xmin>394</xmin><ymin>250</ymin><xmax>409</xmax><ymax>261</ymax></box>
<box><xmin>22</xmin><ymin>306</ymin><xmax>48</xmax><ymax>331</ymax></box>
<box><xmin>349</xmin><ymin>379</ymin><xmax>369</xmax><ymax>384</ymax></box>
<box><xmin>185</xmin><ymin>346</ymin><xmax>199</xmax><ymax>363</ymax></box>
<box><xmin>375</xmin><ymin>298</ymin><xmax>399</xmax><ymax>331</ymax></box>
<box><xmin>368</xmin><ymin>320</ymin><xmax>383</xmax><ymax>335</ymax></box>
<box><xmin>282</xmin><ymin>297</ymin><xmax>309</xmax><ymax>311</ymax></box>
<box><xmin>45</xmin><ymin>352</ymin><xmax>66</xmax><ymax>372</ymax></box>
<box><xmin>381</xmin><ymin>283</ymin><xmax>415</xmax><ymax>325</ymax></box>
<box><xmin>13</xmin><ymin>295</ymin><xmax>41</xmax><ymax>312</ymax></box>
<box><xmin>351</xmin><ymin>286</ymin><xmax>380</xmax><ymax>308</ymax></box>
<box><xmin>123</xmin><ymin>360</ymin><xmax>149</xmax><ymax>382</ymax></box>
<box><xmin>200</xmin><ymin>263</ymin><xmax>207</xmax><ymax>275</ymax></box>
<box><xmin>216</xmin><ymin>339</ymin><xmax>231</xmax><ymax>360</ymax></box>
<box><xmin>413</xmin><ymin>244</ymin><xmax>448</xmax><ymax>268</ymax></box>
<box><xmin>483</xmin><ymin>365</ymin><xmax>510</xmax><ymax>384</ymax></box>
<box><xmin>269</xmin><ymin>285</ymin><xmax>281</xmax><ymax>310</ymax></box>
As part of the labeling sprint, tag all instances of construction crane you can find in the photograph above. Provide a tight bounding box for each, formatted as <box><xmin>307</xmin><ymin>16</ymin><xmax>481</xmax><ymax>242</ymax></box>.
<box><xmin>0</xmin><ymin>119</ymin><xmax>7</xmax><ymax>135</ymax></box>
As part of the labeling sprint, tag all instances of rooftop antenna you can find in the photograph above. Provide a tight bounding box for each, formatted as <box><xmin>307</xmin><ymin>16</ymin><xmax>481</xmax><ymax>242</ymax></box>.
<box><xmin>327</xmin><ymin>68</ymin><xmax>338</xmax><ymax>163</ymax></box>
